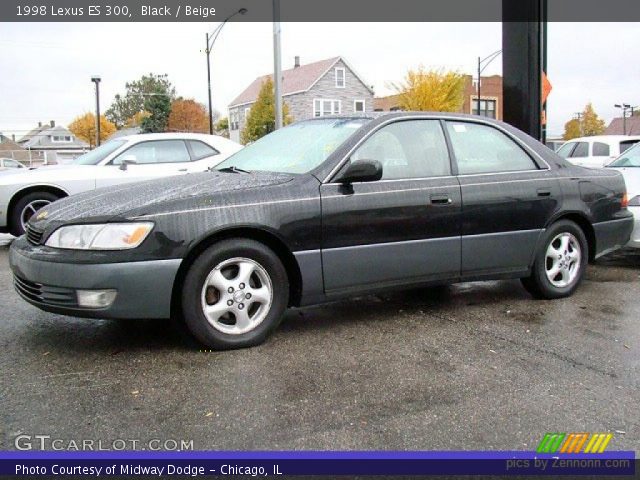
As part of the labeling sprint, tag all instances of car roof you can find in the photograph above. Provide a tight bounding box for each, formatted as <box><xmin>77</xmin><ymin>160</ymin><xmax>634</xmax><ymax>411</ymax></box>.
<box><xmin>110</xmin><ymin>132</ymin><xmax>236</xmax><ymax>143</ymax></box>
<box><xmin>563</xmin><ymin>135</ymin><xmax>640</xmax><ymax>143</ymax></box>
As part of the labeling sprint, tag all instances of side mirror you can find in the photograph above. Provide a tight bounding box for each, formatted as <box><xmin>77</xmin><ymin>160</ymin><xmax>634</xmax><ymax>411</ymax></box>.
<box><xmin>338</xmin><ymin>159</ymin><xmax>383</xmax><ymax>184</ymax></box>
<box><xmin>119</xmin><ymin>155</ymin><xmax>137</xmax><ymax>171</ymax></box>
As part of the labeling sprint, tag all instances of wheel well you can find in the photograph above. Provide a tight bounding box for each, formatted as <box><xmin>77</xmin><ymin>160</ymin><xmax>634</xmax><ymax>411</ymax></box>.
<box><xmin>8</xmin><ymin>185</ymin><xmax>68</xmax><ymax>228</ymax></box>
<box><xmin>170</xmin><ymin>227</ymin><xmax>303</xmax><ymax>319</ymax></box>
<box><xmin>551</xmin><ymin>213</ymin><xmax>596</xmax><ymax>262</ymax></box>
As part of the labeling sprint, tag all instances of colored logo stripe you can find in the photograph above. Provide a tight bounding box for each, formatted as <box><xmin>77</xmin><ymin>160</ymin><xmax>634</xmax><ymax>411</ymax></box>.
<box><xmin>537</xmin><ymin>433</ymin><xmax>613</xmax><ymax>454</ymax></box>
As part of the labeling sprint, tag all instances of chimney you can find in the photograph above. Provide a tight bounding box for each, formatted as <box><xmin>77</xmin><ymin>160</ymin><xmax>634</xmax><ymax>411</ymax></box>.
<box><xmin>294</xmin><ymin>56</ymin><xmax>300</xmax><ymax>68</ymax></box>
<box><xmin>50</xmin><ymin>120</ymin><xmax>55</xmax><ymax>127</ymax></box>
<box><xmin>38</xmin><ymin>121</ymin><xmax>42</xmax><ymax>127</ymax></box>
<box><xmin>12</xmin><ymin>134</ymin><xmax>15</xmax><ymax>142</ymax></box>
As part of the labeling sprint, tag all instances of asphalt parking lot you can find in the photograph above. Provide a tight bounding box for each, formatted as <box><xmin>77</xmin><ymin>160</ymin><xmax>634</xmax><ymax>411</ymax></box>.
<box><xmin>1</xmin><ymin>233</ymin><xmax>638</xmax><ymax>452</ymax></box>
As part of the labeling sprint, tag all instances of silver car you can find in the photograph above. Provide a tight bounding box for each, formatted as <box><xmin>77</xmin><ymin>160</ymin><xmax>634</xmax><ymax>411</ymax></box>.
<box><xmin>608</xmin><ymin>142</ymin><xmax>640</xmax><ymax>248</ymax></box>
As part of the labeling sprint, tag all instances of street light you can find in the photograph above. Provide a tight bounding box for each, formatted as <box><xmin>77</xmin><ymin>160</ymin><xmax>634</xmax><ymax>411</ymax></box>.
<box><xmin>614</xmin><ymin>103</ymin><xmax>635</xmax><ymax>135</ymax></box>
<box><xmin>91</xmin><ymin>76</ymin><xmax>101</xmax><ymax>147</ymax></box>
<box><xmin>476</xmin><ymin>50</ymin><xmax>502</xmax><ymax>117</ymax></box>
<box><xmin>205</xmin><ymin>7</ymin><xmax>247</xmax><ymax>134</ymax></box>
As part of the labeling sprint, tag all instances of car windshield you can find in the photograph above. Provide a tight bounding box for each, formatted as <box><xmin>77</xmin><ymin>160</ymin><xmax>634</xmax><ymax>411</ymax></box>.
<box><xmin>216</xmin><ymin>118</ymin><xmax>368</xmax><ymax>174</ymax></box>
<box><xmin>73</xmin><ymin>140</ymin><xmax>125</xmax><ymax>165</ymax></box>
<box><xmin>609</xmin><ymin>143</ymin><xmax>640</xmax><ymax>167</ymax></box>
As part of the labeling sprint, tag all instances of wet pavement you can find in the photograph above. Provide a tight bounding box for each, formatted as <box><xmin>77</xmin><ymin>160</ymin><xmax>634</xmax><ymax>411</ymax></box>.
<box><xmin>0</xmin><ymin>233</ymin><xmax>638</xmax><ymax>452</ymax></box>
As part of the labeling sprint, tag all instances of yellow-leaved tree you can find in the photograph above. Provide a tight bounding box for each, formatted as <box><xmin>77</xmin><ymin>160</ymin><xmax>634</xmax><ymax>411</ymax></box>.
<box><xmin>563</xmin><ymin>118</ymin><xmax>582</xmax><ymax>140</ymax></box>
<box><xmin>68</xmin><ymin>113</ymin><xmax>116</xmax><ymax>148</ymax></box>
<box><xmin>563</xmin><ymin>103</ymin><xmax>606</xmax><ymax>140</ymax></box>
<box><xmin>391</xmin><ymin>67</ymin><xmax>466</xmax><ymax>112</ymax></box>
<box><xmin>241</xmin><ymin>78</ymin><xmax>292</xmax><ymax>144</ymax></box>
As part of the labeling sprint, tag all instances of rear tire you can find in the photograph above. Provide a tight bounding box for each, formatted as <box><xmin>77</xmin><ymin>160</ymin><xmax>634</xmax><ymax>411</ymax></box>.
<box><xmin>10</xmin><ymin>191</ymin><xmax>60</xmax><ymax>236</ymax></box>
<box><xmin>181</xmin><ymin>239</ymin><xmax>289</xmax><ymax>350</ymax></box>
<box><xmin>521</xmin><ymin>220</ymin><xmax>588</xmax><ymax>299</ymax></box>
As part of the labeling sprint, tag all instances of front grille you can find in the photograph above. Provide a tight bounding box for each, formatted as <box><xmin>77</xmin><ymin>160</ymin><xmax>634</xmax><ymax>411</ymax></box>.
<box><xmin>13</xmin><ymin>275</ymin><xmax>78</xmax><ymax>307</ymax></box>
<box><xmin>25</xmin><ymin>224</ymin><xmax>44</xmax><ymax>245</ymax></box>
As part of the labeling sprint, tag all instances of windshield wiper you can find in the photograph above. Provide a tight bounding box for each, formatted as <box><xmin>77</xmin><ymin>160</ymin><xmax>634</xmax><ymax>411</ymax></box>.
<box><xmin>216</xmin><ymin>166</ymin><xmax>251</xmax><ymax>174</ymax></box>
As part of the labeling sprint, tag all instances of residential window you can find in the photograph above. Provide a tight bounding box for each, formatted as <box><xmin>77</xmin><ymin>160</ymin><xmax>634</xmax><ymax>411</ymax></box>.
<box><xmin>471</xmin><ymin>98</ymin><xmax>497</xmax><ymax>119</ymax></box>
<box><xmin>244</xmin><ymin>107</ymin><xmax>251</xmax><ymax>120</ymax></box>
<box><xmin>354</xmin><ymin>100</ymin><xmax>365</xmax><ymax>113</ymax></box>
<box><xmin>230</xmin><ymin>110</ymin><xmax>240</xmax><ymax>130</ymax></box>
<box><xmin>592</xmin><ymin>142</ymin><xmax>610</xmax><ymax>157</ymax></box>
<box><xmin>313</xmin><ymin>99</ymin><xmax>341</xmax><ymax>117</ymax></box>
<box><xmin>335</xmin><ymin>68</ymin><xmax>345</xmax><ymax>88</ymax></box>
<box><xmin>351</xmin><ymin>120</ymin><xmax>451</xmax><ymax>180</ymax></box>
<box><xmin>51</xmin><ymin>135</ymin><xmax>72</xmax><ymax>142</ymax></box>
<box><xmin>446</xmin><ymin>121</ymin><xmax>537</xmax><ymax>175</ymax></box>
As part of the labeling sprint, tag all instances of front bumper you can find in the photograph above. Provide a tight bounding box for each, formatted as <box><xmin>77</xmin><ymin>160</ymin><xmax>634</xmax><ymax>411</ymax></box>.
<box><xmin>627</xmin><ymin>206</ymin><xmax>640</xmax><ymax>249</ymax></box>
<box><xmin>9</xmin><ymin>238</ymin><xmax>181</xmax><ymax>319</ymax></box>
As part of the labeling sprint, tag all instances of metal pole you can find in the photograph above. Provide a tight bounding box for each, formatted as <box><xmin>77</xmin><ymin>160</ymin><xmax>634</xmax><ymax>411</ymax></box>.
<box><xmin>273</xmin><ymin>0</ymin><xmax>283</xmax><ymax>130</ymax></box>
<box><xmin>206</xmin><ymin>32</ymin><xmax>214</xmax><ymax>134</ymax></box>
<box><xmin>477</xmin><ymin>56</ymin><xmax>481</xmax><ymax>116</ymax></box>
<box><xmin>91</xmin><ymin>77</ymin><xmax>101</xmax><ymax>147</ymax></box>
<box><xmin>623</xmin><ymin>107</ymin><xmax>627</xmax><ymax>135</ymax></box>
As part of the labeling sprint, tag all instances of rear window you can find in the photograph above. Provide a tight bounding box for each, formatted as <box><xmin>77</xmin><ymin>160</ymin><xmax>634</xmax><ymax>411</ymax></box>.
<box><xmin>556</xmin><ymin>142</ymin><xmax>575</xmax><ymax>158</ymax></box>
<box><xmin>593</xmin><ymin>142</ymin><xmax>610</xmax><ymax>157</ymax></box>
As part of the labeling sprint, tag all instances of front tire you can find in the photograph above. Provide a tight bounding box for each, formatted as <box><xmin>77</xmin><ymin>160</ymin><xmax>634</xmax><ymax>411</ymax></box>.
<box><xmin>521</xmin><ymin>220</ymin><xmax>588</xmax><ymax>299</ymax></box>
<box><xmin>181</xmin><ymin>239</ymin><xmax>289</xmax><ymax>350</ymax></box>
<box><xmin>10</xmin><ymin>191</ymin><xmax>60</xmax><ymax>236</ymax></box>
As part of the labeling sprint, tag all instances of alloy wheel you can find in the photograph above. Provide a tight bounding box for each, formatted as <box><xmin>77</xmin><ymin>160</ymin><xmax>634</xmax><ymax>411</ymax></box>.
<box><xmin>545</xmin><ymin>232</ymin><xmax>581</xmax><ymax>288</ymax></box>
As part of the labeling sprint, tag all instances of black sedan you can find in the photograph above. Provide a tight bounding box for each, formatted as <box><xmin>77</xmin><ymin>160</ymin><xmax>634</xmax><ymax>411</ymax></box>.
<box><xmin>9</xmin><ymin>113</ymin><xmax>633</xmax><ymax>349</ymax></box>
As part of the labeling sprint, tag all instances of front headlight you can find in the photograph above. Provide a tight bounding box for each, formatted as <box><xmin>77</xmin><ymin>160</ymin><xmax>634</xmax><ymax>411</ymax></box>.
<box><xmin>45</xmin><ymin>222</ymin><xmax>154</xmax><ymax>250</ymax></box>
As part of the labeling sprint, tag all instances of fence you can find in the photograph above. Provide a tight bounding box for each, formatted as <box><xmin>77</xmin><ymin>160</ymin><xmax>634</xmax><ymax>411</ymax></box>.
<box><xmin>0</xmin><ymin>150</ymin><xmax>58</xmax><ymax>167</ymax></box>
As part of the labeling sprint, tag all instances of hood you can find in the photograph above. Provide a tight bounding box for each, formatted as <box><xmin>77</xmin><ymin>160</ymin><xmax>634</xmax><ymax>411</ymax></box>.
<box><xmin>609</xmin><ymin>167</ymin><xmax>640</xmax><ymax>197</ymax></box>
<box><xmin>29</xmin><ymin>171</ymin><xmax>294</xmax><ymax>229</ymax></box>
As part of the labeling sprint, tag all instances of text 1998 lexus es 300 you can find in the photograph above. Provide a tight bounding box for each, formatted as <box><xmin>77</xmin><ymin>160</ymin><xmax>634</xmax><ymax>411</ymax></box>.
<box><xmin>10</xmin><ymin>113</ymin><xmax>634</xmax><ymax>349</ymax></box>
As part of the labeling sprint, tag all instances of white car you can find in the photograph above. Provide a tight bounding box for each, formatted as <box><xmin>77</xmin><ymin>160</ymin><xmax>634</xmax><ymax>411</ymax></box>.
<box><xmin>608</xmin><ymin>143</ymin><xmax>640</xmax><ymax>248</ymax></box>
<box><xmin>556</xmin><ymin>135</ymin><xmax>640</xmax><ymax>169</ymax></box>
<box><xmin>0</xmin><ymin>158</ymin><xmax>27</xmax><ymax>171</ymax></box>
<box><xmin>0</xmin><ymin>133</ymin><xmax>242</xmax><ymax>236</ymax></box>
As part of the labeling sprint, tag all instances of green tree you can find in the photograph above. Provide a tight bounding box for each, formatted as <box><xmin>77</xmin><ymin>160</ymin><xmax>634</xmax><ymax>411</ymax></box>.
<box><xmin>140</xmin><ymin>85</ymin><xmax>172</xmax><ymax>133</ymax></box>
<box><xmin>215</xmin><ymin>117</ymin><xmax>229</xmax><ymax>138</ymax></box>
<box><xmin>241</xmin><ymin>78</ymin><xmax>292</xmax><ymax>144</ymax></box>
<box><xmin>106</xmin><ymin>73</ymin><xmax>176</xmax><ymax>128</ymax></box>
<box><xmin>563</xmin><ymin>118</ymin><xmax>581</xmax><ymax>140</ymax></box>
<box><xmin>391</xmin><ymin>66</ymin><xmax>465</xmax><ymax>112</ymax></box>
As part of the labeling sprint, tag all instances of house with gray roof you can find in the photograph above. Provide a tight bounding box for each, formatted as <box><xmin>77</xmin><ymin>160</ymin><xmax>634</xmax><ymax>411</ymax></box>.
<box><xmin>18</xmin><ymin>121</ymin><xmax>89</xmax><ymax>164</ymax></box>
<box><xmin>228</xmin><ymin>56</ymin><xmax>374</xmax><ymax>143</ymax></box>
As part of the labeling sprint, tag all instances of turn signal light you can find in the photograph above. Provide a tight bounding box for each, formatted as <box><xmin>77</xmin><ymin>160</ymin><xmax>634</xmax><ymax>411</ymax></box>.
<box><xmin>622</xmin><ymin>193</ymin><xmax>629</xmax><ymax>208</ymax></box>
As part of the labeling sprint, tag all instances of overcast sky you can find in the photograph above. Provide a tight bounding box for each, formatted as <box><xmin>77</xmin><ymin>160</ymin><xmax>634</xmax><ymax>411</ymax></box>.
<box><xmin>0</xmin><ymin>22</ymin><xmax>638</xmax><ymax>138</ymax></box>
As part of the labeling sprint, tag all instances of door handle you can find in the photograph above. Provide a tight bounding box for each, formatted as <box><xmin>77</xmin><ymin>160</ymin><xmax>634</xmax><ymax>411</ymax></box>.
<box><xmin>537</xmin><ymin>189</ymin><xmax>551</xmax><ymax>197</ymax></box>
<box><xmin>430</xmin><ymin>194</ymin><xmax>453</xmax><ymax>205</ymax></box>
<box><xmin>178</xmin><ymin>168</ymin><xmax>188</xmax><ymax>172</ymax></box>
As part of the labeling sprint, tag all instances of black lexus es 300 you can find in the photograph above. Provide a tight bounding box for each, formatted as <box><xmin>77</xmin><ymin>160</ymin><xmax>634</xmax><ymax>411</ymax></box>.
<box><xmin>10</xmin><ymin>113</ymin><xmax>633</xmax><ymax>349</ymax></box>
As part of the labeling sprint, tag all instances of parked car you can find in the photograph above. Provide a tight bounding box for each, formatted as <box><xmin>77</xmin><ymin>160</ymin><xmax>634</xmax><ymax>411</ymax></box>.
<box><xmin>607</xmin><ymin>142</ymin><xmax>640</xmax><ymax>248</ymax></box>
<box><xmin>10</xmin><ymin>113</ymin><xmax>633</xmax><ymax>349</ymax></box>
<box><xmin>0</xmin><ymin>158</ymin><xmax>27</xmax><ymax>171</ymax></box>
<box><xmin>556</xmin><ymin>135</ymin><xmax>640</xmax><ymax>169</ymax></box>
<box><xmin>0</xmin><ymin>133</ymin><xmax>242</xmax><ymax>236</ymax></box>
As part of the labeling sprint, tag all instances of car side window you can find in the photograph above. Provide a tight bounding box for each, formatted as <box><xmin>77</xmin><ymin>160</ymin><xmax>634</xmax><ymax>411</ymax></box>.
<box><xmin>556</xmin><ymin>142</ymin><xmax>576</xmax><ymax>158</ymax></box>
<box><xmin>350</xmin><ymin>120</ymin><xmax>451</xmax><ymax>180</ymax></box>
<box><xmin>4</xmin><ymin>159</ymin><xmax>21</xmax><ymax>168</ymax></box>
<box><xmin>570</xmin><ymin>142</ymin><xmax>589</xmax><ymax>158</ymax></box>
<box><xmin>188</xmin><ymin>140</ymin><xmax>219</xmax><ymax>160</ymax></box>
<box><xmin>112</xmin><ymin>140</ymin><xmax>191</xmax><ymax>165</ymax></box>
<box><xmin>446</xmin><ymin>122</ymin><xmax>537</xmax><ymax>175</ymax></box>
<box><xmin>592</xmin><ymin>142</ymin><xmax>610</xmax><ymax>157</ymax></box>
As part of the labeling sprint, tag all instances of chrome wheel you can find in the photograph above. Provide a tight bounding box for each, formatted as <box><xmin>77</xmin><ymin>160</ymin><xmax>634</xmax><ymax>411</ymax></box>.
<box><xmin>200</xmin><ymin>257</ymin><xmax>273</xmax><ymax>335</ymax></box>
<box><xmin>20</xmin><ymin>199</ymin><xmax>51</xmax><ymax>231</ymax></box>
<box><xmin>545</xmin><ymin>232</ymin><xmax>581</xmax><ymax>288</ymax></box>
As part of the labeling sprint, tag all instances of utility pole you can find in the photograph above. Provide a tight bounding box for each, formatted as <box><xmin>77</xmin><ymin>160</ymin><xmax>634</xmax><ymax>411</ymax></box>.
<box><xmin>91</xmin><ymin>76</ymin><xmax>101</xmax><ymax>147</ymax></box>
<box><xmin>273</xmin><ymin>0</ymin><xmax>283</xmax><ymax>130</ymax></box>
<box><xmin>574</xmin><ymin>112</ymin><xmax>584</xmax><ymax>136</ymax></box>
<box><xmin>204</xmin><ymin>8</ymin><xmax>247</xmax><ymax>134</ymax></box>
